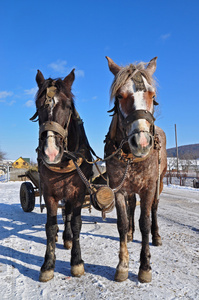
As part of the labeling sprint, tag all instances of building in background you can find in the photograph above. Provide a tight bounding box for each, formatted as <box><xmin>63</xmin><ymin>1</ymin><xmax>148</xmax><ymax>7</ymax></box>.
<box><xmin>12</xmin><ymin>157</ymin><xmax>30</xmax><ymax>169</ymax></box>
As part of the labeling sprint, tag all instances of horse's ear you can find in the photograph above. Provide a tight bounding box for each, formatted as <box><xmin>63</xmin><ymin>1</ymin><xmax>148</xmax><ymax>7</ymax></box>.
<box><xmin>36</xmin><ymin>70</ymin><xmax>45</xmax><ymax>88</ymax></box>
<box><xmin>63</xmin><ymin>69</ymin><xmax>75</xmax><ymax>88</ymax></box>
<box><xmin>146</xmin><ymin>57</ymin><xmax>157</xmax><ymax>76</ymax></box>
<box><xmin>106</xmin><ymin>56</ymin><xmax>121</xmax><ymax>75</ymax></box>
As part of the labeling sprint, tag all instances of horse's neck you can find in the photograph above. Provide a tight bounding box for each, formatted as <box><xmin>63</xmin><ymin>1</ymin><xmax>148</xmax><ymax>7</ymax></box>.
<box><xmin>68</xmin><ymin>119</ymin><xmax>80</xmax><ymax>152</ymax></box>
<box><xmin>67</xmin><ymin>117</ymin><xmax>89</xmax><ymax>153</ymax></box>
<box><xmin>107</xmin><ymin>114</ymin><xmax>130</xmax><ymax>154</ymax></box>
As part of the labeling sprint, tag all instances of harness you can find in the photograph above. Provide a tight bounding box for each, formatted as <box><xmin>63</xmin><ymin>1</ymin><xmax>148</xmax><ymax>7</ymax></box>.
<box><xmin>30</xmin><ymin>73</ymin><xmax>162</xmax><ymax>218</ymax></box>
<box><xmin>30</xmin><ymin>83</ymin><xmax>84</xmax><ymax>174</ymax></box>
<box><xmin>105</xmin><ymin>70</ymin><xmax>162</xmax><ymax>199</ymax></box>
<box><xmin>107</xmin><ymin>69</ymin><xmax>159</xmax><ymax>160</ymax></box>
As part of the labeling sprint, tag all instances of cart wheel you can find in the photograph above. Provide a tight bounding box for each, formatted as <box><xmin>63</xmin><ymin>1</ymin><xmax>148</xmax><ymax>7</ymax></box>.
<box><xmin>20</xmin><ymin>182</ymin><xmax>35</xmax><ymax>212</ymax></box>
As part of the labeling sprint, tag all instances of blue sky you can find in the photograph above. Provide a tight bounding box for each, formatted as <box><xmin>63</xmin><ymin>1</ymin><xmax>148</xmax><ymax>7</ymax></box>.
<box><xmin>0</xmin><ymin>0</ymin><xmax>198</xmax><ymax>162</ymax></box>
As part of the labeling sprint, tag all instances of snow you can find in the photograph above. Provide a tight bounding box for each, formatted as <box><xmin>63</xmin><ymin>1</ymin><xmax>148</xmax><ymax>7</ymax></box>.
<box><xmin>0</xmin><ymin>181</ymin><xmax>199</xmax><ymax>299</ymax></box>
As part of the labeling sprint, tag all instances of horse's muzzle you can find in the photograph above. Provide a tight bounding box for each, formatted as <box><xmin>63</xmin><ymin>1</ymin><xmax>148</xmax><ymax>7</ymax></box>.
<box><xmin>43</xmin><ymin>146</ymin><xmax>63</xmax><ymax>165</ymax></box>
<box><xmin>128</xmin><ymin>131</ymin><xmax>153</xmax><ymax>158</ymax></box>
<box><xmin>41</xmin><ymin>133</ymin><xmax>64</xmax><ymax>165</ymax></box>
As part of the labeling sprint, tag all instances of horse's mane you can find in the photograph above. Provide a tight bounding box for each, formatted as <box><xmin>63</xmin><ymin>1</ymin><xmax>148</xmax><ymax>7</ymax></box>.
<box><xmin>110</xmin><ymin>62</ymin><xmax>156</xmax><ymax>101</ymax></box>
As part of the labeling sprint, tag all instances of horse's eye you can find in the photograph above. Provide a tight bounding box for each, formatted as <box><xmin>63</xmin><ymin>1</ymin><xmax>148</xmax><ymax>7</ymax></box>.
<box><xmin>117</xmin><ymin>94</ymin><xmax>123</xmax><ymax>100</ymax></box>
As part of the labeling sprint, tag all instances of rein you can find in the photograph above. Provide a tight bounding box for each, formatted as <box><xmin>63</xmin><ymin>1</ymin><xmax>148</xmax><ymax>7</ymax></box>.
<box><xmin>31</xmin><ymin>76</ymin><xmax>161</xmax><ymax>217</ymax></box>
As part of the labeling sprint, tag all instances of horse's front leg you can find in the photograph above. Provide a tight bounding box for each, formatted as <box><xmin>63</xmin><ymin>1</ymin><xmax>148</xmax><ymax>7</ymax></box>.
<box><xmin>151</xmin><ymin>180</ymin><xmax>164</xmax><ymax>246</ymax></box>
<box><xmin>70</xmin><ymin>205</ymin><xmax>84</xmax><ymax>277</ymax></box>
<box><xmin>115</xmin><ymin>192</ymin><xmax>129</xmax><ymax>282</ymax></box>
<box><xmin>138</xmin><ymin>190</ymin><xmax>155</xmax><ymax>283</ymax></box>
<box><xmin>63</xmin><ymin>200</ymin><xmax>73</xmax><ymax>250</ymax></box>
<box><xmin>151</xmin><ymin>199</ymin><xmax>162</xmax><ymax>246</ymax></box>
<box><xmin>39</xmin><ymin>197</ymin><xmax>58</xmax><ymax>282</ymax></box>
<box><xmin>127</xmin><ymin>193</ymin><xmax>137</xmax><ymax>242</ymax></box>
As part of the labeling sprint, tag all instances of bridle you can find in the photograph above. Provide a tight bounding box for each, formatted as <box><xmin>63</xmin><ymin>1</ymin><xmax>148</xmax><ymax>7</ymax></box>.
<box><xmin>117</xmin><ymin>106</ymin><xmax>156</xmax><ymax>138</ymax></box>
<box><xmin>30</xmin><ymin>83</ymin><xmax>73</xmax><ymax>155</ymax></box>
<box><xmin>113</xmin><ymin>70</ymin><xmax>158</xmax><ymax>141</ymax></box>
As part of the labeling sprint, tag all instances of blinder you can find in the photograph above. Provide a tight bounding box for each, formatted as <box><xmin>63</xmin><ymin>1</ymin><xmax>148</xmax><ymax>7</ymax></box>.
<box><xmin>30</xmin><ymin>110</ymin><xmax>39</xmax><ymax>122</ymax></box>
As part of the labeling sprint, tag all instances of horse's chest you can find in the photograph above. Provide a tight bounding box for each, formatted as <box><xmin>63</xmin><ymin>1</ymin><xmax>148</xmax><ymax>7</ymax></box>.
<box><xmin>107</xmin><ymin>160</ymin><xmax>157</xmax><ymax>194</ymax></box>
<box><xmin>40</xmin><ymin>169</ymin><xmax>86</xmax><ymax>201</ymax></box>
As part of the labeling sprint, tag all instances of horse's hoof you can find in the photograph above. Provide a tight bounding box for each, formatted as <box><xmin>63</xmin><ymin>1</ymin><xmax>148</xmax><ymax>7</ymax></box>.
<box><xmin>138</xmin><ymin>269</ymin><xmax>152</xmax><ymax>283</ymax></box>
<box><xmin>152</xmin><ymin>237</ymin><xmax>162</xmax><ymax>246</ymax></box>
<box><xmin>115</xmin><ymin>268</ymin><xmax>128</xmax><ymax>282</ymax></box>
<box><xmin>64</xmin><ymin>240</ymin><xmax>72</xmax><ymax>250</ymax></box>
<box><xmin>39</xmin><ymin>270</ymin><xmax>54</xmax><ymax>282</ymax></box>
<box><xmin>71</xmin><ymin>264</ymin><xmax>85</xmax><ymax>277</ymax></box>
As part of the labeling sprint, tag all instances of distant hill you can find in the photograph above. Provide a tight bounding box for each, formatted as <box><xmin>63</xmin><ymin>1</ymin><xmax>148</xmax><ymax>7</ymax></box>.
<box><xmin>167</xmin><ymin>144</ymin><xmax>199</xmax><ymax>159</ymax></box>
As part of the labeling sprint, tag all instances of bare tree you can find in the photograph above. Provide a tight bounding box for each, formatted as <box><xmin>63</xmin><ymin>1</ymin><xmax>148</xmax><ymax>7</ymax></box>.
<box><xmin>0</xmin><ymin>150</ymin><xmax>6</xmax><ymax>161</ymax></box>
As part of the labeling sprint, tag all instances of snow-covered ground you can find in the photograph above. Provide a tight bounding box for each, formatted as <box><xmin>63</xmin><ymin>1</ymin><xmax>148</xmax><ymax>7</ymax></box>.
<box><xmin>0</xmin><ymin>182</ymin><xmax>199</xmax><ymax>300</ymax></box>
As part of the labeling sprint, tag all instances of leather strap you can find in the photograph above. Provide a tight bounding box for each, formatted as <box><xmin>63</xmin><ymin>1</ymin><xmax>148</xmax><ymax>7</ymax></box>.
<box><xmin>122</xmin><ymin>109</ymin><xmax>155</xmax><ymax>128</ymax></box>
<box><xmin>43</xmin><ymin>157</ymin><xmax>83</xmax><ymax>173</ymax></box>
<box><xmin>39</xmin><ymin>121</ymin><xmax>68</xmax><ymax>139</ymax></box>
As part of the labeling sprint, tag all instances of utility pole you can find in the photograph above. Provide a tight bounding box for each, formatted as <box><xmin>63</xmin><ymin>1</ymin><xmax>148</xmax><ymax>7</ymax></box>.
<box><xmin>7</xmin><ymin>165</ymin><xmax>10</xmax><ymax>182</ymax></box>
<box><xmin>175</xmin><ymin>124</ymin><xmax>179</xmax><ymax>177</ymax></box>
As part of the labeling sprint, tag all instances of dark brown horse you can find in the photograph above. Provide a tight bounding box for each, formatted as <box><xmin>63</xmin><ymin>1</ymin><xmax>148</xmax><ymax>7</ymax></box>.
<box><xmin>104</xmin><ymin>57</ymin><xmax>167</xmax><ymax>283</ymax></box>
<box><xmin>31</xmin><ymin>69</ymin><xmax>92</xmax><ymax>282</ymax></box>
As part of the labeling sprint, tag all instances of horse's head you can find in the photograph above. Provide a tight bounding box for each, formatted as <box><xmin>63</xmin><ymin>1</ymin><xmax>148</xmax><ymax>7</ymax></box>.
<box><xmin>106</xmin><ymin>56</ymin><xmax>158</xmax><ymax>158</ymax></box>
<box><xmin>31</xmin><ymin>69</ymin><xmax>75</xmax><ymax>165</ymax></box>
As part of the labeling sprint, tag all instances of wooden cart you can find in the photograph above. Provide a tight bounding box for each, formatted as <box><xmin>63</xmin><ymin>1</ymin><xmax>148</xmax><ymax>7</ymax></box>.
<box><xmin>19</xmin><ymin>169</ymin><xmax>92</xmax><ymax>213</ymax></box>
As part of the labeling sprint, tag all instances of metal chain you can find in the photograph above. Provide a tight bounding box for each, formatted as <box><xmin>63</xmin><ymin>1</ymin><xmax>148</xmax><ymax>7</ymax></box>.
<box><xmin>73</xmin><ymin>160</ymin><xmax>95</xmax><ymax>194</ymax></box>
<box><xmin>73</xmin><ymin>157</ymin><xmax>130</xmax><ymax>195</ymax></box>
<box><xmin>112</xmin><ymin>159</ymin><xmax>130</xmax><ymax>193</ymax></box>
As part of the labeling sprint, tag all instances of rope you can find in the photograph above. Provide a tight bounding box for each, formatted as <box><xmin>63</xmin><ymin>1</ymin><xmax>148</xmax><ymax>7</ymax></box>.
<box><xmin>93</xmin><ymin>161</ymin><xmax>107</xmax><ymax>182</ymax></box>
<box><xmin>156</xmin><ymin>149</ymin><xmax>161</xmax><ymax>201</ymax></box>
<box><xmin>75</xmin><ymin>137</ymin><xmax>128</xmax><ymax>165</ymax></box>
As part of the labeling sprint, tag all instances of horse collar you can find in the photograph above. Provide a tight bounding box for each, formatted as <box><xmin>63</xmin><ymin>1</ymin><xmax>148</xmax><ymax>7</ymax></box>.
<box><xmin>42</xmin><ymin>156</ymin><xmax>84</xmax><ymax>174</ymax></box>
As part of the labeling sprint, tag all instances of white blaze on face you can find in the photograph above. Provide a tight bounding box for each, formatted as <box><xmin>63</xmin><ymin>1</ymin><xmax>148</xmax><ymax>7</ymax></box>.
<box><xmin>49</xmin><ymin>96</ymin><xmax>59</xmax><ymax>117</ymax></box>
<box><xmin>119</xmin><ymin>76</ymin><xmax>154</xmax><ymax>137</ymax></box>
<box><xmin>44</xmin><ymin>131</ymin><xmax>59</xmax><ymax>162</ymax></box>
<box><xmin>53</xmin><ymin>96</ymin><xmax>59</xmax><ymax>106</ymax></box>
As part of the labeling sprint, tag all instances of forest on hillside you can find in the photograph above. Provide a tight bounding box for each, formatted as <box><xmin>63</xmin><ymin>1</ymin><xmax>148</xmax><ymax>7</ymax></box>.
<box><xmin>167</xmin><ymin>144</ymin><xmax>199</xmax><ymax>159</ymax></box>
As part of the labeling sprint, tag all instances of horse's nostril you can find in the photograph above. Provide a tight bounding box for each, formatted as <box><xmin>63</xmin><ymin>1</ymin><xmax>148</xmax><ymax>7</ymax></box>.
<box><xmin>129</xmin><ymin>132</ymin><xmax>153</xmax><ymax>151</ymax></box>
<box><xmin>149</xmin><ymin>135</ymin><xmax>153</xmax><ymax>147</ymax></box>
<box><xmin>130</xmin><ymin>135</ymin><xmax>137</xmax><ymax>148</ymax></box>
<box><xmin>41</xmin><ymin>132</ymin><xmax>47</xmax><ymax>141</ymax></box>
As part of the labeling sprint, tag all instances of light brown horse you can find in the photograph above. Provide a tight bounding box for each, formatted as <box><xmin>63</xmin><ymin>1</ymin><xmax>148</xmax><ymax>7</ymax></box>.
<box><xmin>104</xmin><ymin>56</ymin><xmax>167</xmax><ymax>283</ymax></box>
